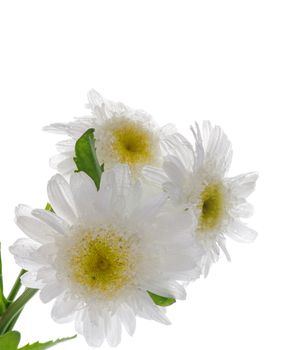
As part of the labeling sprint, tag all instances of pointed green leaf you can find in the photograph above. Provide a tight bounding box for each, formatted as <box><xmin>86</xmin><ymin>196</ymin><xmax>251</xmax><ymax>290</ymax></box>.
<box><xmin>18</xmin><ymin>335</ymin><xmax>76</xmax><ymax>350</ymax></box>
<box><xmin>0</xmin><ymin>331</ymin><xmax>21</xmax><ymax>350</ymax></box>
<box><xmin>73</xmin><ymin>128</ymin><xmax>104</xmax><ymax>190</ymax></box>
<box><xmin>148</xmin><ymin>291</ymin><xmax>176</xmax><ymax>307</ymax></box>
<box><xmin>45</xmin><ymin>203</ymin><xmax>54</xmax><ymax>212</ymax></box>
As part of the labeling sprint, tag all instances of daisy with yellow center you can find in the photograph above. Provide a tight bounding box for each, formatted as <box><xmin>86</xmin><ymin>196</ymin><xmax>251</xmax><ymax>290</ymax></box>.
<box><xmin>44</xmin><ymin>90</ymin><xmax>173</xmax><ymax>177</ymax></box>
<box><xmin>197</xmin><ymin>183</ymin><xmax>224</xmax><ymax>233</ymax></box>
<box><xmin>10</xmin><ymin>166</ymin><xmax>202</xmax><ymax>347</ymax></box>
<box><xmin>143</xmin><ymin>121</ymin><xmax>258</xmax><ymax>276</ymax></box>
<box><xmin>67</xmin><ymin>228</ymin><xmax>136</xmax><ymax>298</ymax></box>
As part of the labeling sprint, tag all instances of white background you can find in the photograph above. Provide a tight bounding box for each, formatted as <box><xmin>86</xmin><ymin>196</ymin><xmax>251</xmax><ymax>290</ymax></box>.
<box><xmin>0</xmin><ymin>1</ymin><xmax>282</xmax><ymax>349</ymax></box>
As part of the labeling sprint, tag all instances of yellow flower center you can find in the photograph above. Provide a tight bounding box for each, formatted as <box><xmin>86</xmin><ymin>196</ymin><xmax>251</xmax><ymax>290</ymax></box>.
<box><xmin>111</xmin><ymin>120</ymin><xmax>157</xmax><ymax>168</ymax></box>
<box><xmin>198</xmin><ymin>183</ymin><xmax>224</xmax><ymax>232</ymax></box>
<box><xmin>69</xmin><ymin>228</ymin><xmax>134</xmax><ymax>297</ymax></box>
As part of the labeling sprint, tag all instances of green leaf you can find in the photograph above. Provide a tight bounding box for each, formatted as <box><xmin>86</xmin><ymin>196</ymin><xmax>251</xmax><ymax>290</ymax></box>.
<box><xmin>18</xmin><ymin>335</ymin><xmax>76</xmax><ymax>350</ymax></box>
<box><xmin>148</xmin><ymin>291</ymin><xmax>176</xmax><ymax>307</ymax></box>
<box><xmin>73</xmin><ymin>128</ymin><xmax>103</xmax><ymax>190</ymax></box>
<box><xmin>0</xmin><ymin>331</ymin><xmax>21</xmax><ymax>350</ymax></box>
<box><xmin>44</xmin><ymin>203</ymin><xmax>54</xmax><ymax>212</ymax></box>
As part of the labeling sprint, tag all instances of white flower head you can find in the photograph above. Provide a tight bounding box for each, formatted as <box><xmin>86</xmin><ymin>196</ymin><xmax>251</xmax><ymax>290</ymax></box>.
<box><xmin>144</xmin><ymin>121</ymin><xmax>258</xmax><ymax>276</ymax></box>
<box><xmin>10</xmin><ymin>166</ymin><xmax>201</xmax><ymax>347</ymax></box>
<box><xmin>44</xmin><ymin>90</ymin><xmax>176</xmax><ymax>177</ymax></box>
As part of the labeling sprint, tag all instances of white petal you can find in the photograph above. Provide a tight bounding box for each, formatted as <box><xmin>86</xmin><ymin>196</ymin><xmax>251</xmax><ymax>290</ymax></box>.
<box><xmin>32</xmin><ymin>209</ymin><xmax>69</xmax><ymax>235</ymax></box>
<box><xmin>81</xmin><ymin>310</ymin><xmax>105</xmax><ymax>347</ymax></box>
<box><xmin>161</xmin><ymin>132</ymin><xmax>194</xmax><ymax>169</ymax></box>
<box><xmin>226</xmin><ymin>221</ymin><xmax>257</xmax><ymax>242</ymax></box>
<box><xmin>48</xmin><ymin>174</ymin><xmax>77</xmax><ymax>224</ymax></box>
<box><xmin>70</xmin><ymin>172</ymin><xmax>98</xmax><ymax>223</ymax></box>
<box><xmin>146</xmin><ymin>280</ymin><xmax>186</xmax><ymax>300</ymax></box>
<box><xmin>21</xmin><ymin>271</ymin><xmax>45</xmax><ymax>288</ymax></box>
<box><xmin>227</xmin><ymin>172</ymin><xmax>258</xmax><ymax>198</ymax></box>
<box><xmin>56</xmin><ymin>139</ymin><xmax>75</xmax><ymax>153</ymax></box>
<box><xmin>40</xmin><ymin>282</ymin><xmax>65</xmax><ymax>303</ymax></box>
<box><xmin>117</xmin><ymin>303</ymin><xmax>136</xmax><ymax>336</ymax></box>
<box><xmin>51</xmin><ymin>294</ymin><xmax>80</xmax><ymax>323</ymax></box>
<box><xmin>163</xmin><ymin>155</ymin><xmax>188</xmax><ymax>187</ymax></box>
<box><xmin>142</xmin><ymin>165</ymin><xmax>168</xmax><ymax>187</ymax></box>
<box><xmin>105</xmin><ymin>314</ymin><xmax>122</xmax><ymax>347</ymax></box>
<box><xmin>9</xmin><ymin>238</ymin><xmax>41</xmax><ymax>271</ymax></box>
<box><xmin>15</xmin><ymin>205</ymin><xmax>56</xmax><ymax>243</ymax></box>
<box><xmin>136</xmin><ymin>292</ymin><xmax>171</xmax><ymax>325</ymax></box>
<box><xmin>43</xmin><ymin>123</ymin><xmax>71</xmax><ymax>135</ymax></box>
<box><xmin>191</xmin><ymin>121</ymin><xmax>233</xmax><ymax>175</ymax></box>
<box><xmin>50</xmin><ymin>154</ymin><xmax>75</xmax><ymax>175</ymax></box>
<box><xmin>100</xmin><ymin>165</ymin><xmax>132</xmax><ymax>200</ymax></box>
<box><xmin>131</xmin><ymin>193</ymin><xmax>167</xmax><ymax>226</ymax></box>
<box><xmin>87</xmin><ymin>89</ymin><xmax>105</xmax><ymax>111</ymax></box>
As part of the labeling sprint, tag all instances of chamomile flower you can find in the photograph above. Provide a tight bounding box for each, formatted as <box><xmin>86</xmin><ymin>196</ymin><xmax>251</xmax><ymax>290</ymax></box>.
<box><xmin>44</xmin><ymin>90</ymin><xmax>175</xmax><ymax>177</ymax></box>
<box><xmin>143</xmin><ymin>122</ymin><xmax>258</xmax><ymax>276</ymax></box>
<box><xmin>10</xmin><ymin>166</ymin><xmax>201</xmax><ymax>347</ymax></box>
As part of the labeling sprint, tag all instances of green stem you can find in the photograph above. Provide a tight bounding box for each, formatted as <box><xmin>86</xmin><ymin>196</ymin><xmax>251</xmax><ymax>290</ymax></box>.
<box><xmin>0</xmin><ymin>243</ymin><xmax>6</xmax><ymax>314</ymax></box>
<box><xmin>0</xmin><ymin>288</ymin><xmax>38</xmax><ymax>335</ymax></box>
<box><xmin>7</xmin><ymin>269</ymin><xmax>26</xmax><ymax>304</ymax></box>
<box><xmin>4</xmin><ymin>306</ymin><xmax>23</xmax><ymax>332</ymax></box>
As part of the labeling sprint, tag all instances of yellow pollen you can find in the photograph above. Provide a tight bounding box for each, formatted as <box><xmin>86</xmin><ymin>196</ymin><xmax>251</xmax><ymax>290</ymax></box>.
<box><xmin>69</xmin><ymin>229</ymin><xmax>133</xmax><ymax>297</ymax></box>
<box><xmin>198</xmin><ymin>183</ymin><xmax>224</xmax><ymax>232</ymax></box>
<box><xmin>111</xmin><ymin>120</ymin><xmax>156</xmax><ymax>167</ymax></box>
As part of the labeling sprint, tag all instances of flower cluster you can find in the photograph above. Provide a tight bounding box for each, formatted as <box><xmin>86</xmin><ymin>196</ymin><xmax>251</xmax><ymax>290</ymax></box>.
<box><xmin>4</xmin><ymin>90</ymin><xmax>257</xmax><ymax>348</ymax></box>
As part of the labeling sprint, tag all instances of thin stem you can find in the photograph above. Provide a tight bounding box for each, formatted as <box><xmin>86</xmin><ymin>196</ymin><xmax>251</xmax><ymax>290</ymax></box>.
<box><xmin>0</xmin><ymin>243</ymin><xmax>6</xmax><ymax>314</ymax></box>
<box><xmin>0</xmin><ymin>288</ymin><xmax>38</xmax><ymax>335</ymax></box>
<box><xmin>7</xmin><ymin>269</ymin><xmax>26</xmax><ymax>304</ymax></box>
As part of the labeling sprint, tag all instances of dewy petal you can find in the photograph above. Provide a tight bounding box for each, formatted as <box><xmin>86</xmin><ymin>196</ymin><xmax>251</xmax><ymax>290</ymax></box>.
<box><xmin>70</xmin><ymin>172</ymin><xmax>98</xmax><ymax>223</ymax></box>
<box><xmin>100</xmin><ymin>165</ymin><xmax>132</xmax><ymax>200</ymax></box>
<box><xmin>47</xmin><ymin>174</ymin><xmax>77</xmax><ymax>224</ymax></box>
<box><xmin>21</xmin><ymin>271</ymin><xmax>45</xmax><ymax>289</ymax></box>
<box><xmin>136</xmin><ymin>292</ymin><xmax>171</xmax><ymax>325</ymax></box>
<box><xmin>117</xmin><ymin>303</ymin><xmax>136</xmax><ymax>336</ymax></box>
<box><xmin>105</xmin><ymin>314</ymin><xmax>122</xmax><ymax>347</ymax></box>
<box><xmin>40</xmin><ymin>281</ymin><xmax>65</xmax><ymax>303</ymax></box>
<box><xmin>51</xmin><ymin>293</ymin><xmax>80</xmax><ymax>323</ymax></box>
<box><xmin>9</xmin><ymin>238</ymin><xmax>42</xmax><ymax>271</ymax></box>
<box><xmin>32</xmin><ymin>209</ymin><xmax>69</xmax><ymax>235</ymax></box>
<box><xmin>98</xmin><ymin>165</ymin><xmax>133</xmax><ymax>216</ymax></box>
<box><xmin>81</xmin><ymin>310</ymin><xmax>105</xmax><ymax>348</ymax></box>
<box><xmin>15</xmin><ymin>205</ymin><xmax>56</xmax><ymax>243</ymax></box>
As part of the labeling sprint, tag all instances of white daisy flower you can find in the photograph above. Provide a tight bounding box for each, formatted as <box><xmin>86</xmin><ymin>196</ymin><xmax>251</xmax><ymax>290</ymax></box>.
<box><xmin>10</xmin><ymin>166</ymin><xmax>201</xmax><ymax>347</ymax></box>
<box><xmin>143</xmin><ymin>122</ymin><xmax>258</xmax><ymax>276</ymax></box>
<box><xmin>44</xmin><ymin>90</ymin><xmax>175</xmax><ymax>177</ymax></box>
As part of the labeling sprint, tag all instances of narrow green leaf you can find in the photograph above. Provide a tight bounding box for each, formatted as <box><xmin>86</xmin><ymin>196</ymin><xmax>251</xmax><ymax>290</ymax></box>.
<box><xmin>18</xmin><ymin>335</ymin><xmax>76</xmax><ymax>350</ymax></box>
<box><xmin>73</xmin><ymin>128</ymin><xmax>103</xmax><ymax>190</ymax></box>
<box><xmin>0</xmin><ymin>331</ymin><xmax>21</xmax><ymax>350</ymax></box>
<box><xmin>148</xmin><ymin>291</ymin><xmax>176</xmax><ymax>307</ymax></box>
